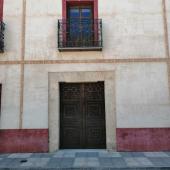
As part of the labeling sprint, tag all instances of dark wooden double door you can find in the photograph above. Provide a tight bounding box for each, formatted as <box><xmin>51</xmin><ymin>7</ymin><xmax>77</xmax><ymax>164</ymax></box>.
<box><xmin>60</xmin><ymin>82</ymin><xmax>106</xmax><ymax>149</ymax></box>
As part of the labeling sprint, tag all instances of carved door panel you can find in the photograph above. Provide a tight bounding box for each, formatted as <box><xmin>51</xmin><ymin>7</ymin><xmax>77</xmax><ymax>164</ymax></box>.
<box><xmin>60</xmin><ymin>83</ymin><xmax>83</xmax><ymax>149</ymax></box>
<box><xmin>60</xmin><ymin>82</ymin><xmax>106</xmax><ymax>149</ymax></box>
<box><xmin>84</xmin><ymin>83</ymin><xmax>106</xmax><ymax>148</ymax></box>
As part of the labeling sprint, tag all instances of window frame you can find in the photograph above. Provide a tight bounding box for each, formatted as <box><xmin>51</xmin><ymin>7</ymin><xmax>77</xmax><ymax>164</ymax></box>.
<box><xmin>62</xmin><ymin>0</ymin><xmax>98</xmax><ymax>20</ymax></box>
<box><xmin>67</xmin><ymin>5</ymin><xmax>94</xmax><ymax>46</ymax></box>
<box><xmin>0</xmin><ymin>0</ymin><xmax>4</xmax><ymax>21</ymax></box>
<box><xmin>60</xmin><ymin>0</ymin><xmax>102</xmax><ymax>51</ymax></box>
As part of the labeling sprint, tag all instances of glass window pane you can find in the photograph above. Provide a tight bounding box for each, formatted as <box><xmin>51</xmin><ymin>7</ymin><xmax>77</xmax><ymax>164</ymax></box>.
<box><xmin>70</xmin><ymin>9</ymin><xmax>79</xmax><ymax>18</ymax></box>
<box><xmin>82</xmin><ymin>9</ymin><xmax>91</xmax><ymax>18</ymax></box>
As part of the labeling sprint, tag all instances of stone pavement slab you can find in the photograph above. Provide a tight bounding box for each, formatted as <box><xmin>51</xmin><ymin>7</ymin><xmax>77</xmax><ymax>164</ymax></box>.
<box><xmin>144</xmin><ymin>152</ymin><xmax>169</xmax><ymax>158</ymax></box>
<box><xmin>0</xmin><ymin>150</ymin><xmax>169</xmax><ymax>169</ymax></box>
<box><xmin>8</xmin><ymin>153</ymin><xmax>32</xmax><ymax>159</ymax></box>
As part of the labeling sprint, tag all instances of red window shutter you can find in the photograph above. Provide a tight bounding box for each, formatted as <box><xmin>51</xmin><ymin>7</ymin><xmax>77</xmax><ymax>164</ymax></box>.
<box><xmin>0</xmin><ymin>0</ymin><xmax>3</xmax><ymax>21</ymax></box>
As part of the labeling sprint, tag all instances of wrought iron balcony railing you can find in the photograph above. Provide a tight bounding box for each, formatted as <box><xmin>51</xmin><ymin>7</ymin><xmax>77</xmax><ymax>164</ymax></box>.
<box><xmin>0</xmin><ymin>21</ymin><xmax>5</xmax><ymax>53</ymax></box>
<box><xmin>58</xmin><ymin>19</ymin><xmax>103</xmax><ymax>51</ymax></box>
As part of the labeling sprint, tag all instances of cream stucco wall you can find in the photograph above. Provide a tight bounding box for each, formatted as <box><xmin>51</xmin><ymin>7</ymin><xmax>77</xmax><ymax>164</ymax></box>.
<box><xmin>116</xmin><ymin>63</ymin><xmax>170</xmax><ymax>128</ymax></box>
<box><xmin>0</xmin><ymin>66</ymin><xmax>20</xmax><ymax>129</ymax></box>
<box><xmin>23</xmin><ymin>0</ymin><xmax>166</xmax><ymax>60</ymax></box>
<box><xmin>167</xmin><ymin>0</ymin><xmax>170</xmax><ymax>52</ymax></box>
<box><xmin>0</xmin><ymin>0</ymin><xmax>23</xmax><ymax>61</ymax></box>
<box><xmin>22</xmin><ymin>63</ymin><xmax>170</xmax><ymax>130</ymax></box>
<box><xmin>0</xmin><ymin>0</ymin><xmax>170</xmax><ymax>140</ymax></box>
<box><xmin>99</xmin><ymin>0</ymin><xmax>166</xmax><ymax>59</ymax></box>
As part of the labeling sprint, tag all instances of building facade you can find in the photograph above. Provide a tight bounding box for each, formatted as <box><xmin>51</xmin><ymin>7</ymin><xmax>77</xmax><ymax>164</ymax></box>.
<box><xmin>0</xmin><ymin>0</ymin><xmax>170</xmax><ymax>153</ymax></box>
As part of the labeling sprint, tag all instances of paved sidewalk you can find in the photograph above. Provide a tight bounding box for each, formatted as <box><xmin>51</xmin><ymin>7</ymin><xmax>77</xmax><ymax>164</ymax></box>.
<box><xmin>0</xmin><ymin>150</ymin><xmax>170</xmax><ymax>169</ymax></box>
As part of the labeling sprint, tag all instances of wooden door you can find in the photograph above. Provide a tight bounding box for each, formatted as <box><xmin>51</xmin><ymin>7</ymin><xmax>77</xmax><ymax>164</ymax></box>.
<box><xmin>60</xmin><ymin>82</ymin><xmax>106</xmax><ymax>149</ymax></box>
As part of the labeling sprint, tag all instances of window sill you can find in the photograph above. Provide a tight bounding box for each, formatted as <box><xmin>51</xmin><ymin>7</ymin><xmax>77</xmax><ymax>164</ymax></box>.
<box><xmin>58</xmin><ymin>47</ymin><xmax>102</xmax><ymax>52</ymax></box>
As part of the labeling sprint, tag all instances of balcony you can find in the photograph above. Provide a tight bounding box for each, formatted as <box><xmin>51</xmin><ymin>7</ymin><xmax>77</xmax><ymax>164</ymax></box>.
<box><xmin>0</xmin><ymin>21</ymin><xmax>5</xmax><ymax>53</ymax></box>
<box><xmin>58</xmin><ymin>19</ymin><xmax>103</xmax><ymax>51</ymax></box>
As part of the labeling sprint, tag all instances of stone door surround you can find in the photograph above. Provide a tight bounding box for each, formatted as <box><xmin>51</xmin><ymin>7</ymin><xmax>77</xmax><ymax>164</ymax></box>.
<box><xmin>49</xmin><ymin>71</ymin><xmax>116</xmax><ymax>152</ymax></box>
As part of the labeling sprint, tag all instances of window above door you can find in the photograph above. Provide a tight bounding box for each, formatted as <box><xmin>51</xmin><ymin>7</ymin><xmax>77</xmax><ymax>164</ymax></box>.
<box><xmin>58</xmin><ymin>0</ymin><xmax>102</xmax><ymax>51</ymax></box>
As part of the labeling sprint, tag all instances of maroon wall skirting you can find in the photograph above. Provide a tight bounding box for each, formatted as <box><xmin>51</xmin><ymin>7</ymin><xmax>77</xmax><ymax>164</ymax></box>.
<box><xmin>1</xmin><ymin>128</ymin><xmax>170</xmax><ymax>153</ymax></box>
<box><xmin>117</xmin><ymin>128</ymin><xmax>170</xmax><ymax>151</ymax></box>
<box><xmin>0</xmin><ymin>129</ymin><xmax>48</xmax><ymax>153</ymax></box>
